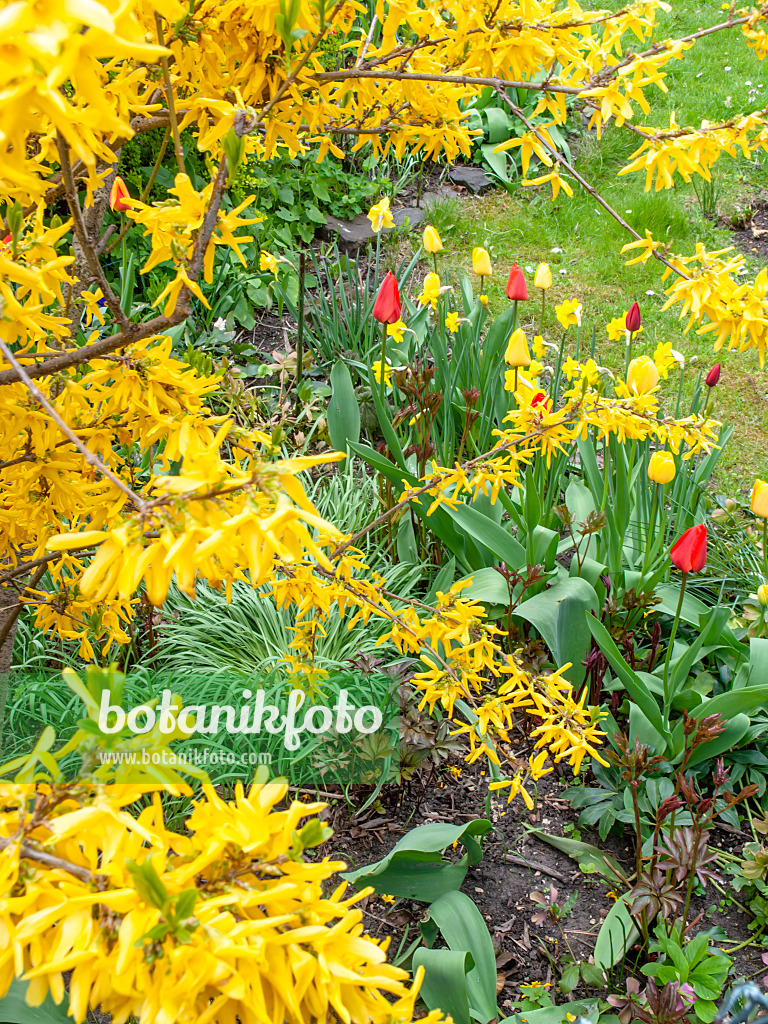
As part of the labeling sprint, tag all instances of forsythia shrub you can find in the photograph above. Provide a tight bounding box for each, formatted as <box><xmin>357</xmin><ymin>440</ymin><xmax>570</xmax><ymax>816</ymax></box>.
<box><xmin>0</xmin><ymin>0</ymin><xmax>762</xmax><ymax>1014</ymax></box>
<box><xmin>0</xmin><ymin>778</ymin><xmax>445</xmax><ymax>1024</ymax></box>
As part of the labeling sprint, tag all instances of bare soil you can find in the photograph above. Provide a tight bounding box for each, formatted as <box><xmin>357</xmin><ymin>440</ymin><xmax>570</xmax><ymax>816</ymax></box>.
<box><xmin>315</xmin><ymin>760</ymin><xmax>761</xmax><ymax>1012</ymax></box>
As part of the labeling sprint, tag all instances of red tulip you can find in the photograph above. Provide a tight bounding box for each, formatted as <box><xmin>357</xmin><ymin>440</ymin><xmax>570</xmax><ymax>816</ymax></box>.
<box><xmin>670</xmin><ymin>524</ymin><xmax>707</xmax><ymax>574</ymax></box>
<box><xmin>626</xmin><ymin>301</ymin><xmax>641</xmax><ymax>333</ymax></box>
<box><xmin>506</xmin><ymin>263</ymin><xmax>528</xmax><ymax>301</ymax></box>
<box><xmin>372</xmin><ymin>271</ymin><xmax>401</xmax><ymax>324</ymax></box>
<box><xmin>705</xmin><ymin>363</ymin><xmax>721</xmax><ymax>387</ymax></box>
<box><xmin>109</xmin><ymin>175</ymin><xmax>132</xmax><ymax>212</ymax></box>
<box><xmin>1</xmin><ymin>233</ymin><xmax>11</xmax><ymax>245</ymax></box>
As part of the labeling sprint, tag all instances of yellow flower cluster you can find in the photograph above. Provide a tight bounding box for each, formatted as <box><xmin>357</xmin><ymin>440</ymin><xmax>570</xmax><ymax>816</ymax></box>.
<box><xmin>622</xmin><ymin>236</ymin><xmax>768</xmax><ymax>365</ymax></box>
<box><xmin>0</xmin><ymin>779</ymin><xmax>445</xmax><ymax>1024</ymax></box>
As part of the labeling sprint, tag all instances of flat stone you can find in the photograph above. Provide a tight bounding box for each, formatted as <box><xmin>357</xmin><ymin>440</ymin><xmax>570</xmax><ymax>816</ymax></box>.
<box><xmin>320</xmin><ymin>205</ymin><xmax>427</xmax><ymax>250</ymax></box>
<box><xmin>448</xmin><ymin>165</ymin><xmax>493</xmax><ymax>193</ymax></box>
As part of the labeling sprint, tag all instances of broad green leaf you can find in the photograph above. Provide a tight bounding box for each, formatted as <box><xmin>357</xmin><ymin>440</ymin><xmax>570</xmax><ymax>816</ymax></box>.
<box><xmin>327</xmin><ymin>360</ymin><xmax>360</xmax><ymax>456</ymax></box>
<box><xmin>593</xmin><ymin>894</ymin><xmax>640</xmax><ymax>970</ymax></box>
<box><xmin>421</xmin><ymin>891</ymin><xmax>498</xmax><ymax>1024</ymax></box>
<box><xmin>527</xmin><ymin>829</ymin><xmax>625</xmax><ymax>884</ymax></box>
<box><xmin>448</xmin><ymin>501</ymin><xmax>526</xmax><ymax>570</ymax></box>
<box><xmin>341</xmin><ymin>820</ymin><xmax>491</xmax><ymax>903</ymax></box>
<box><xmin>412</xmin><ymin>949</ymin><xmax>474</xmax><ymax>1024</ymax></box>
<box><xmin>0</xmin><ymin>979</ymin><xmax>71</xmax><ymax>1024</ymax></box>
<box><xmin>455</xmin><ymin>567</ymin><xmax>511</xmax><ymax>606</ymax></box>
<box><xmin>628</xmin><ymin>702</ymin><xmax>667</xmax><ymax>755</ymax></box>
<box><xmin>586</xmin><ymin>617</ymin><xmax>665</xmax><ymax>734</ymax></box>
<box><xmin>513</xmin><ymin>578</ymin><xmax>598</xmax><ymax>685</ymax></box>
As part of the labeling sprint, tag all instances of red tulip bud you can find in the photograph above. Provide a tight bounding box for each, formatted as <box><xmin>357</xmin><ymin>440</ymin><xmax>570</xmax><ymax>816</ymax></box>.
<box><xmin>506</xmin><ymin>263</ymin><xmax>529</xmax><ymax>301</ymax></box>
<box><xmin>705</xmin><ymin>363</ymin><xmax>721</xmax><ymax>387</ymax></box>
<box><xmin>670</xmin><ymin>524</ymin><xmax>707</xmax><ymax>574</ymax></box>
<box><xmin>109</xmin><ymin>175</ymin><xmax>133</xmax><ymax>213</ymax></box>
<box><xmin>372</xmin><ymin>271</ymin><xmax>401</xmax><ymax>324</ymax></box>
<box><xmin>626</xmin><ymin>301</ymin><xmax>641</xmax><ymax>333</ymax></box>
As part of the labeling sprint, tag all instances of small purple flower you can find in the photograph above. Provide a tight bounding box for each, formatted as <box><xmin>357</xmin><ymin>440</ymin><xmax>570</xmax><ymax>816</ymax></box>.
<box><xmin>677</xmin><ymin>984</ymin><xmax>696</xmax><ymax>1010</ymax></box>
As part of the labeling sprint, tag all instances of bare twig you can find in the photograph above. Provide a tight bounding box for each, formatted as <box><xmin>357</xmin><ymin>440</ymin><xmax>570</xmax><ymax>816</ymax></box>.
<box><xmin>356</xmin><ymin>13</ymin><xmax>378</xmax><ymax>67</ymax></box>
<box><xmin>503</xmin><ymin>854</ymin><xmax>568</xmax><ymax>881</ymax></box>
<box><xmin>0</xmin><ymin>563</ymin><xmax>48</xmax><ymax>650</ymax></box>
<box><xmin>0</xmin><ymin>312</ymin><xmax>183</xmax><ymax>386</ymax></box>
<box><xmin>0</xmin><ymin>836</ymin><xmax>93</xmax><ymax>882</ymax></box>
<box><xmin>154</xmin><ymin>13</ymin><xmax>186</xmax><ymax>174</ymax></box>
<box><xmin>55</xmin><ymin>135</ymin><xmax>131</xmax><ymax>330</ymax></box>
<box><xmin>495</xmin><ymin>89</ymin><xmax>691</xmax><ymax>281</ymax></box>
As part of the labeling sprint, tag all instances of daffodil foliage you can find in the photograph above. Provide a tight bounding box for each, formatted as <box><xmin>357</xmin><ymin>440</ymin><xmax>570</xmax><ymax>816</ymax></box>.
<box><xmin>0</xmin><ymin>777</ymin><xmax>451</xmax><ymax>1024</ymax></box>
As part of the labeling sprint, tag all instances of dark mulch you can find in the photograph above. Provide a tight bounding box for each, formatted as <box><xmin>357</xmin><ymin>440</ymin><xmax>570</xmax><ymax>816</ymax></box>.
<box><xmin>313</xmin><ymin>760</ymin><xmax>760</xmax><ymax>1010</ymax></box>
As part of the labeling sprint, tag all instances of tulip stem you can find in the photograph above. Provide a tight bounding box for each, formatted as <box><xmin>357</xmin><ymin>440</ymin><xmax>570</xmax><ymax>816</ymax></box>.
<box><xmin>662</xmin><ymin>572</ymin><xmax>687</xmax><ymax>726</ymax></box>
<box><xmin>380</xmin><ymin>321</ymin><xmax>387</xmax><ymax>407</ymax></box>
<box><xmin>432</xmin><ymin>253</ymin><xmax>438</xmax><ymax>276</ymax></box>
<box><xmin>514</xmin><ymin>366</ymin><xmax>519</xmax><ymax>395</ymax></box>
<box><xmin>512</xmin><ymin>299</ymin><xmax>518</xmax><ymax>334</ymax></box>
<box><xmin>624</xmin><ymin>329</ymin><xmax>634</xmax><ymax>378</ymax></box>
<box><xmin>540</xmin><ymin>289</ymin><xmax>545</xmax><ymax>335</ymax></box>
<box><xmin>763</xmin><ymin>519</ymin><xmax>768</xmax><ymax>576</ymax></box>
<box><xmin>642</xmin><ymin>483</ymin><xmax>660</xmax><ymax>576</ymax></box>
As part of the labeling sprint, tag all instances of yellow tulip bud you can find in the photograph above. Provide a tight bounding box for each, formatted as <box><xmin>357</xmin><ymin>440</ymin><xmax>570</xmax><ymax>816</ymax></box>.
<box><xmin>480</xmin><ymin>294</ymin><xmax>489</xmax><ymax>306</ymax></box>
<box><xmin>505</xmin><ymin>328</ymin><xmax>531</xmax><ymax>367</ymax></box>
<box><xmin>751</xmin><ymin>479</ymin><xmax>768</xmax><ymax>518</ymax></box>
<box><xmin>534</xmin><ymin>263</ymin><xmax>552</xmax><ymax>290</ymax></box>
<box><xmin>648</xmin><ymin>451</ymin><xmax>676</xmax><ymax>485</ymax></box>
<box><xmin>472</xmin><ymin>247</ymin><xmax>492</xmax><ymax>277</ymax></box>
<box><xmin>758</xmin><ymin>584</ymin><xmax>768</xmax><ymax>607</ymax></box>
<box><xmin>423</xmin><ymin>225</ymin><xmax>443</xmax><ymax>253</ymax></box>
<box><xmin>626</xmin><ymin>356</ymin><xmax>659</xmax><ymax>395</ymax></box>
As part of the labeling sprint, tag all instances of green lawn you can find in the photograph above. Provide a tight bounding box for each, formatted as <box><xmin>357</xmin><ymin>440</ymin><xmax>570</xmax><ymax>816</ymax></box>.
<box><xmin>405</xmin><ymin>0</ymin><xmax>768</xmax><ymax>494</ymax></box>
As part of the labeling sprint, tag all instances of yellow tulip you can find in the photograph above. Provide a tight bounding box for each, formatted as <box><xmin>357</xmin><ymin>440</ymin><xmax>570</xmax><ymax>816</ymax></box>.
<box><xmin>472</xmin><ymin>246</ymin><xmax>492</xmax><ymax>277</ymax></box>
<box><xmin>626</xmin><ymin>356</ymin><xmax>659</xmax><ymax>395</ymax></box>
<box><xmin>752</xmin><ymin>479</ymin><xmax>768</xmax><ymax>518</ymax></box>
<box><xmin>648</xmin><ymin>451</ymin><xmax>675</xmax><ymax>485</ymax></box>
<box><xmin>505</xmin><ymin>328</ymin><xmax>531</xmax><ymax>367</ymax></box>
<box><xmin>534</xmin><ymin>263</ymin><xmax>552</xmax><ymax>290</ymax></box>
<box><xmin>423</xmin><ymin>225</ymin><xmax>443</xmax><ymax>253</ymax></box>
<box><xmin>758</xmin><ymin>583</ymin><xmax>768</xmax><ymax>607</ymax></box>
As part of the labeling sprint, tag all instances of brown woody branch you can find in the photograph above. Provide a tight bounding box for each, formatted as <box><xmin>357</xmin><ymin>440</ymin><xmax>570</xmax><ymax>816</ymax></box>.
<box><xmin>0</xmin><ymin>836</ymin><xmax>93</xmax><ymax>882</ymax></box>
<box><xmin>55</xmin><ymin>135</ymin><xmax>130</xmax><ymax>330</ymax></box>
<box><xmin>0</xmin><ymin>563</ymin><xmax>48</xmax><ymax>650</ymax></box>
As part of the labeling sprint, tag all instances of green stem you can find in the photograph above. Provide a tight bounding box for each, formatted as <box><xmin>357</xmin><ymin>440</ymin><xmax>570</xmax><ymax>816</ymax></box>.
<box><xmin>380</xmin><ymin>320</ymin><xmax>387</xmax><ymax>407</ymax></box>
<box><xmin>624</xmin><ymin>329</ymin><xmax>634</xmax><ymax>378</ymax></box>
<box><xmin>763</xmin><ymin>519</ymin><xmax>768</xmax><ymax>576</ymax></box>
<box><xmin>540</xmin><ymin>289</ymin><xmax>545</xmax><ymax>335</ymax></box>
<box><xmin>662</xmin><ymin>573</ymin><xmax>687</xmax><ymax>726</ymax></box>
<box><xmin>642</xmin><ymin>484</ymin><xmax>660</xmax><ymax>575</ymax></box>
<box><xmin>512</xmin><ymin>299</ymin><xmax>518</xmax><ymax>333</ymax></box>
<box><xmin>296</xmin><ymin>249</ymin><xmax>305</xmax><ymax>395</ymax></box>
<box><xmin>432</xmin><ymin>253</ymin><xmax>438</xmax><ymax>276</ymax></box>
